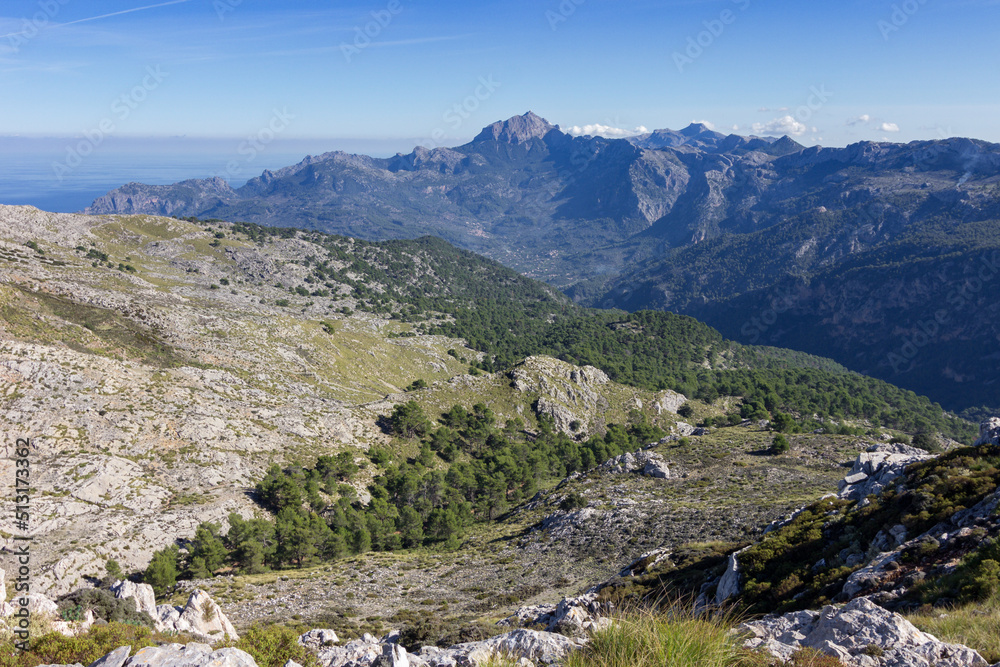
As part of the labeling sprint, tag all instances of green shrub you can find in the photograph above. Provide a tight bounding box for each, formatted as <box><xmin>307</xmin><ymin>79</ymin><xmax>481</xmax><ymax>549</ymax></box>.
<box><xmin>770</xmin><ymin>434</ymin><xmax>790</xmax><ymax>455</ymax></box>
<box><xmin>0</xmin><ymin>623</ymin><xmax>154</xmax><ymax>667</ymax></box>
<box><xmin>226</xmin><ymin>625</ymin><xmax>318</xmax><ymax>667</ymax></box>
<box><xmin>56</xmin><ymin>588</ymin><xmax>152</xmax><ymax>627</ymax></box>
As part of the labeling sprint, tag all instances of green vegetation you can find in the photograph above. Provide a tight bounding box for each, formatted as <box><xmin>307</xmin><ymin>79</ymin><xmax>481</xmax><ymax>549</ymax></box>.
<box><xmin>588</xmin><ymin>444</ymin><xmax>1000</xmax><ymax>618</ymax></box>
<box><xmin>563</xmin><ymin>605</ymin><xmax>766</xmax><ymax>667</ymax></box>
<box><xmin>56</xmin><ymin>588</ymin><xmax>152</xmax><ymax>627</ymax></box>
<box><xmin>222</xmin><ymin>625</ymin><xmax>319</xmax><ymax>667</ymax></box>
<box><xmin>0</xmin><ymin>623</ymin><xmax>157</xmax><ymax>667</ymax></box>
<box><xmin>908</xmin><ymin>590</ymin><xmax>1000</xmax><ymax>663</ymax></box>
<box><xmin>199</xmin><ymin>222</ymin><xmax>972</xmax><ymax>442</ymax></box>
<box><xmin>769</xmin><ymin>434</ymin><xmax>790</xmax><ymax>455</ymax></box>
<box><xmin>738</xmin><ymin>445</ymin><xmax>1000</xmax><ymax>613</ymax></box>
<box><xmin>144</xmin><ymin>545</ymin><xmax>180</xmax><ymax>595</ymax></box>
<box><xmin>154</xmin><ymin>403</ymin><xmax>664</xmax><ymax>577</ymax></box>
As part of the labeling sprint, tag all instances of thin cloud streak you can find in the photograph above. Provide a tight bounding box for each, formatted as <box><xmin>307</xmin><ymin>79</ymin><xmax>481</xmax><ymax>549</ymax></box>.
<box><xmin>0</xmin><ymin>0</ymin><xmax>195</xmax><ymax>40</ymax></box>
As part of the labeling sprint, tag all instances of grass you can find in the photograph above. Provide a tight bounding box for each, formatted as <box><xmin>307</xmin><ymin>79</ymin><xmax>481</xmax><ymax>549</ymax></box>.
<box><xmin>906</xmin><ymin>592</ymin><xmax>1000</xmax><ymax>663</ymax></box>
<box><xmin>564</xmin><ymin>604</ymin><xmax>768</xmax><ymax>667</ymax></box>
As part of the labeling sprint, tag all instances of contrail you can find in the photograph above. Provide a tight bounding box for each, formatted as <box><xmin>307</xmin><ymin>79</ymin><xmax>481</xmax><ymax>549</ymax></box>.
<box><xmin>1</xmin><ymin>0</ymin><xmax>194</xmax><ymax>39</ymax></box>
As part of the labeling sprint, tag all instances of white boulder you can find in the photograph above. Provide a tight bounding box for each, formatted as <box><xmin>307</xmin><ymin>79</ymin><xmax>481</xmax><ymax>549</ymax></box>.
<box><xmin>111</xmin><ymin>580</ymin><xmax>158</xmax><ymax>620</ymax></box>
<box><xmin>741</xmin><ymin>597</ymin><xmax>989</xmax><ymax>666</ymax></box>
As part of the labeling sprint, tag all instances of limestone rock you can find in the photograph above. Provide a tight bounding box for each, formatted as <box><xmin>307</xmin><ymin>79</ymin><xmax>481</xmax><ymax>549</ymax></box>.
<box><xmin>838</xmin><ymin>443</ymin><xmax>933</xmax><ymax>503</ymax></box>
<box><xmin>509</xmin><ymin>357</ymin><xmax>611</xmax><ymax>435</ymax></box>
<box><xmin>126</xmin><ymin>643</ymin><xmax>258</xmax><ymax>667</ymax></box>
<box><xmin>432</xmin><ymin>629</ymin><xmax>584</xmax><ymax>666</ymax></box>
<box><xmin>974</xmin><ymin>417</ymin><xmax>1000</xmax><ymax>446</ymax></box>
<box><xmin>299</xmin><ymin>628</ymin><xmax>340</xmax><ymax>648</ymax></box>
<box><xmin>315</xmin><ymin>633</ymin><xmax>395</xmax><ymax>667</ymax></box>
<box><xmin>111</xmin><ymin>580</ymin><xmax>158</xmax><ymax>620</ymax></box>
<box><xmin>374</xmin><ymin>643</ymin><xmax>409</xmax><ymax>667</ymax></box>
<box><xmin>87</xmin><ymin>645</ymin><xmax>131</xmax><ymax>667</ymax></box>
<box><xmin>501</xmin><ymin>593</ymin><xmax>610</xmax><ymax>636</ymax></box>
<box><xmin>715</xmin><ymin>548</ymin><xmax>748</xmax><ymax>605</ymax></box>
<box><xmin>154</xmin><ymin>590</ymin><xmax>238</xmax><ymax>642</ymax></box>
<box><xmin>51</xmin><ymin>608</ymin><xmax>97</xmax><ymax>637</ymax></box>
<box><xmin>619</xmin><ymin>548</ymin><xmax>671</xmax><ymax>577</ymax></box>
<box><xmin>673</xmin><ymin>422</ymin><xmax>696</xmax><ymax>437</ymax></box>
<box><xmin>0</xmin><ymin>568</ymin><xmax>5</xmax><ymax>603</ymax></box>
<box><xmin>599</xmin><ymin>449</ymin><xmax>670</xmax><ymax>479</ymax></box>
<box><xmin>26</xmin><ymin>593</ymin><xmax>60</xmax><ymax>617</ymax></box>
<box><xmin>652</xmin><ymin>390</ymin><xmax>687</xmax><ymax>415</ymax></box>
<box><xmin>741</xmin><ymin>597</ymin><xmax>988</xmax><ymax>666</ymax></box>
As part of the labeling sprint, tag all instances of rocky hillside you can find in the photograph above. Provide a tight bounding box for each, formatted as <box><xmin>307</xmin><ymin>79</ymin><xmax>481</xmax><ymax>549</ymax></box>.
<box><xmin>3</xmin><ymin>205</ymin><xmax>1000</xmax><ymax>666</ymax></box>
<box><xmin>0</xmin><ymin>204</ymin><xmax>889</xmax><ymax>596</ymax></box>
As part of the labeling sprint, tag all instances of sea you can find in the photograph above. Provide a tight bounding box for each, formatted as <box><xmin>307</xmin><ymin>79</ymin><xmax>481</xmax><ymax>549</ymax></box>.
<box><xmin>0</xmin><ymin>136</ymin><xmax>415</xmax><ymax>214</ymax></box>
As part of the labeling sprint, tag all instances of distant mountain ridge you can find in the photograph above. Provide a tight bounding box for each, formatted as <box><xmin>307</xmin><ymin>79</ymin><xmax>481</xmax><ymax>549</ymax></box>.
<box><xmin>85</xmin><ymin>113</ymin><xmax>1000</xmax><ymax>414</ymax></box>
<box><xmin>84</xmin><ymin>112</ymin><xmax>805</xmax><ymax>282</ymax></box>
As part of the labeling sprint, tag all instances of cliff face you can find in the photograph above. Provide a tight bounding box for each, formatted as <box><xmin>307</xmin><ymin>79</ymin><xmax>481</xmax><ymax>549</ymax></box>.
<box><xmin>87</xmin><ymin>177</ymin><xmax>238</xmax><ymax>217</ymax></box>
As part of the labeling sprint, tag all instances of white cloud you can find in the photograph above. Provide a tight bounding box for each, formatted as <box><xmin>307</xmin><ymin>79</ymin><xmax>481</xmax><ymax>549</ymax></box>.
<box><xmin>750</xmin><ymin>115</ymin><xmax>807</xmax><ymax>137</ymax></box>
<box><xmin>691</xmin><ymin>119</ymin><xmax>716</xmax><ymax>130</ymax></box>
<box><xmin>565</xmin><ymin>123</ymin><xmax>649</xmax><ymax>138</ymax></box>
<box><xmin>879</xmin><ymin>121</ymin><xmax>900</xmax><ymax>132</ymax></box>
<box><xmin>847</xmin><ymin>114</ymin><xmax>871</xmax><ymax>126</ymax></box>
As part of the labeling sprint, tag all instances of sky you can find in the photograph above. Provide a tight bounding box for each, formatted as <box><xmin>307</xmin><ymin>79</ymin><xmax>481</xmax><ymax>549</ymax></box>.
<box><xmin>0</xmin><ymin>0</ymin><xmax>998</xmax><ymax>156</ymax></box>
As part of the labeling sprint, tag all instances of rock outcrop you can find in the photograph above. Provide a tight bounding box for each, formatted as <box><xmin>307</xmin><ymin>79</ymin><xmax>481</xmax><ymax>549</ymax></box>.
<box><xmin>421</xmin><ymin>629</ymin><xmax>584</xmax><ymax>667</ymax></box>
<box><xmin>838</xmin><ymin>442</ymin><xmax>933</xmax><ymax>504</ymax></box>
<box><xmin>741</xmin><ymin>597</ymin><xmax>989</xmax><ymax>666</ymax></box>
<box><xmin>510</xmin><ymin>357</ymin><xmax>612</xmax><ymax>435</ymax></box>
<box><xmin>974</xmin><ymin>417</ymin><xmax>1000</xmax><ymax>446</ymax></box>
<box><xmin>127</xmin><ymin>643</ymin><xmax>257</xmax><ymax>667</ymax></box>
<box><xmin>155</xmin><ymin>590</ymin><xmax>239</xmax><ymax>641</ymax></box>
<box><xmin>299</xmin><ymin>628</ymin><xmax>340</xmax><ymax>649</ymax></box>
<box><xmin>111</xmin><ymin>580</ymin><xmax>159</xmax><ymax>620</ymax></box>
<box><xmin>310</xmin><ymin>628</ymin><xmax>582</xmax><ymax>667</ymax></box>
<box><xmin>839</xmin><ymin>483</ymin><xmax>1000</xmax><ymax>602</ymax></box>
<box><xmin>599</xmin><ymin>449</ymin><xmax>670</xmax><ymax>479</ymax></box>
<box><xmin>714</xmin><ymin>548</ymin><xmax>746</xmax><ymax>605</ymax></box>
<box><xmin>500</xmin><ymin>592</ymin><xmax>611</xmax><ymax>636</ymax></box>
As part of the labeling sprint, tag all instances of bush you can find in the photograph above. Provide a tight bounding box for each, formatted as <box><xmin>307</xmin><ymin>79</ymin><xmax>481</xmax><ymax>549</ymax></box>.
<box><xmin>911</xmin><ymin>432</ymin><xmax>941</xmax><ymax>452</ymax></box>
<box><xmin>0</xmin><ymin>623</ymin><xmax>155</xmax><ymax>667</ymax></box>
<box><xmin>770</xmin><ymin>434</ymin><xmax>790</xmax><ymax>455</ymax></box>
<box><xmin>559</xmin><ymin>492</ymin><xmax>587</xmax><ymax>511</ymax></box>
<box><xmin>226</xmin><ymin>625</ymin><xmax>318</xmax><ymax>667</ymax></box>
<box><xmin>56</xmin><ymin>589</ymin><xmax>152</xmax><ymax>627</ymax></box>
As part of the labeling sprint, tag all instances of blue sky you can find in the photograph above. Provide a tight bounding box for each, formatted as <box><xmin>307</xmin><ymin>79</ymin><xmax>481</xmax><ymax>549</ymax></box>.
<box><xmin>1</xmin><ymin>0</ymin><xmax>998</xmax><ymax>154</ymax></box>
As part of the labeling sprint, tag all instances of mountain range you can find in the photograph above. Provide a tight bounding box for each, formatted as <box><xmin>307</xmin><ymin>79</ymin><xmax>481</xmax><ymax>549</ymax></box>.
<box><xmin>86</xmin><ymin>112</ymin><xmax>1000</xmax><ymax>415</ymax></box>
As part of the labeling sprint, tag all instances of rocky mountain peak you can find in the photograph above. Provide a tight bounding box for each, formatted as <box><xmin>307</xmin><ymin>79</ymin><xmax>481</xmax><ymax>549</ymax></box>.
<box><xmin>680</xmin><ymin>122</ymin><xmax>716</xmax><ymax>137</ymax></box>
<box><xmin>473</xmin><ymin>111</ymin><xmax>557</xmax><ymax>145</ymax></box>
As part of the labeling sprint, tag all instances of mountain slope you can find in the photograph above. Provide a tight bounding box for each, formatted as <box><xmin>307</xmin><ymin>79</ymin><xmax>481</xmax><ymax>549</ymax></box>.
<box><xmin>84</xmin><ymin>115</ymin><xmax>1000</xmax><ymax>415</ymax></box>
